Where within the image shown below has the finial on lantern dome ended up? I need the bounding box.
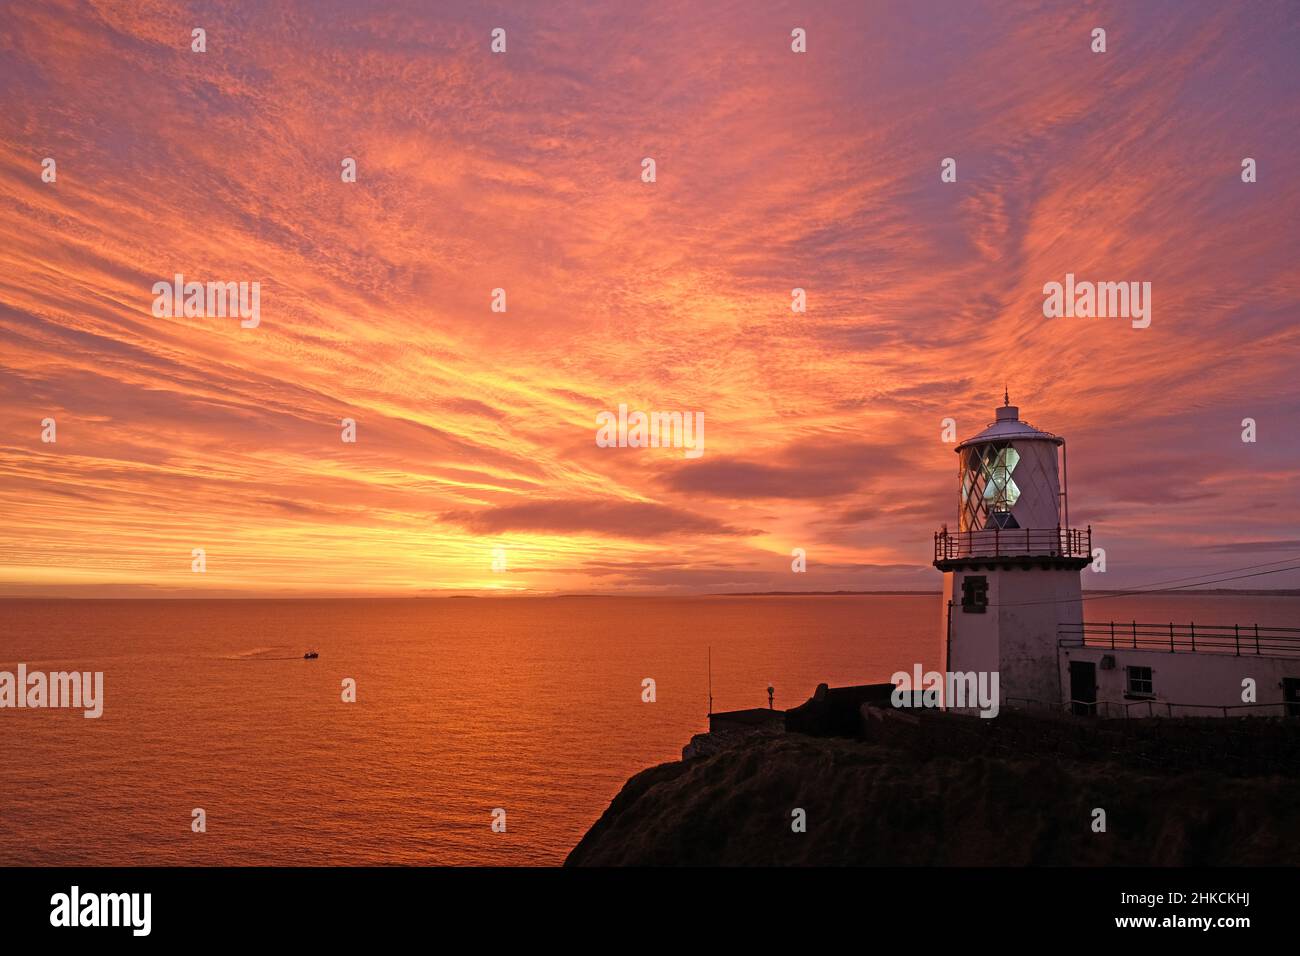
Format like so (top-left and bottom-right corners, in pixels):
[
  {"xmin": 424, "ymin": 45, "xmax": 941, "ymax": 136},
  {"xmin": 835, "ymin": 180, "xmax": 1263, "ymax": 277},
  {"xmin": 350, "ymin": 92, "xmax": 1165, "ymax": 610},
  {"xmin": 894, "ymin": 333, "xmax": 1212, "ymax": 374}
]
[{"xmin": 1004, "ymin": 384, "xmax": 1010, "ymax": 407}]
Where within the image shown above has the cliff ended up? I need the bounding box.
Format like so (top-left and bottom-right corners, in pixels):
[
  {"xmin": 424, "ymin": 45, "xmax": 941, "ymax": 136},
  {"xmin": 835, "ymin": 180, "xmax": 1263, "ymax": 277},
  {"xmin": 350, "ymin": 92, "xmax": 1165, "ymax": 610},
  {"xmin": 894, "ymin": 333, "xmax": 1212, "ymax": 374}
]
[{"xmin": 566, "ymin": 710, "xmax": 1300, "ymax": 866}]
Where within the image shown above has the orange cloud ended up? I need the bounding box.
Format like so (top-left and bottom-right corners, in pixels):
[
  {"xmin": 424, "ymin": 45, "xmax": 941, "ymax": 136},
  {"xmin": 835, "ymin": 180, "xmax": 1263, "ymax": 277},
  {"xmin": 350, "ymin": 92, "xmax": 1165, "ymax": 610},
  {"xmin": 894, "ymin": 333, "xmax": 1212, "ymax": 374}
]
[{"xmin": 1, "ymin": 0, "xmax": 1298, "ymax": 595}]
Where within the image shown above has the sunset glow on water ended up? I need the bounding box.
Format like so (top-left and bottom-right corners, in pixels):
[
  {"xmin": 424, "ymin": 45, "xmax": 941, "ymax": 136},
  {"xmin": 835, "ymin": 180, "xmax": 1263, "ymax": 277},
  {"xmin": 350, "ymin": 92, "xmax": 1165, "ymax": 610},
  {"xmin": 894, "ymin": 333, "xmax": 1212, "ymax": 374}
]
[{"xmin": 1, "ymin": 592, "xmax": 1291, "ymax": 865}]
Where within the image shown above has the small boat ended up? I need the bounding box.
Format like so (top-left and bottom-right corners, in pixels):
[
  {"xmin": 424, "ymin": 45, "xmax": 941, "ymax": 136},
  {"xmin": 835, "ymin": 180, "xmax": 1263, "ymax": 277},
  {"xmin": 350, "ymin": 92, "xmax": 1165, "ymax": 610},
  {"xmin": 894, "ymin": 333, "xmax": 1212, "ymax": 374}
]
[{"xmin": 303, "ymin": 651, "xmax": 319, "ymax": 660}]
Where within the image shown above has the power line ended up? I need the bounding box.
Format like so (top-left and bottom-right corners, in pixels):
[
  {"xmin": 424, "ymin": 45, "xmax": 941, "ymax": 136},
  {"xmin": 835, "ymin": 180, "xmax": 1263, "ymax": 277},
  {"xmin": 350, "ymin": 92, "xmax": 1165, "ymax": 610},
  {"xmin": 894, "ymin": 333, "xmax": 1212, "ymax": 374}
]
[
  {"xmin": 1093, "ymin": 554, "xmax": 1300, "ymax": 591},
  {"xmin": 978, "ymin": 559, "xmax": 1300, "ymax": 608},
  {"xmin": 1149, "ymin": 563, "xmax": 1300, "ymax": 593}
]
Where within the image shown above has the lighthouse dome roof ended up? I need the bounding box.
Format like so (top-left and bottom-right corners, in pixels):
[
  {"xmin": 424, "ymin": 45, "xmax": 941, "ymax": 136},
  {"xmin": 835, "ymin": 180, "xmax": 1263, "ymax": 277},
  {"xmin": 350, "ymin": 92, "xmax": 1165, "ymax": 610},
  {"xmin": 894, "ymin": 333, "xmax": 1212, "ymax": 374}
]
[{"xmin": 955, "ymin": 403, "xmax": 1063, "ymax": 452}]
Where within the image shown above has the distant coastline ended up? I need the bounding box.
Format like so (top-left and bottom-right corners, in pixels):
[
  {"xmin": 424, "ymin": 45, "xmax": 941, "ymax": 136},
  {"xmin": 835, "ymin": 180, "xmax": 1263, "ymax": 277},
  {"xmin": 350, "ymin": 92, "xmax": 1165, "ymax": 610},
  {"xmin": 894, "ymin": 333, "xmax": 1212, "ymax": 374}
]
[
  {"xmin": 2, "ymin": 588, "xmax": 1299, "ymax": 600},
  {"xmin": 702, "ymin": 588, "xmax": 1300, "ymax": 598}
]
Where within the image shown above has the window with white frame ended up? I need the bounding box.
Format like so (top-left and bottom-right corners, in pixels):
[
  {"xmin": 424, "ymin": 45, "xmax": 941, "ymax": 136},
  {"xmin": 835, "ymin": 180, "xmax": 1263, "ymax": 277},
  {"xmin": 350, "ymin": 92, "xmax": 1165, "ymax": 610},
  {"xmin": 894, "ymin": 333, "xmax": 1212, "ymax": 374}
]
[{"xmin": 1126, "ymin": 665, "xmax": 1153, "ymax": 696}]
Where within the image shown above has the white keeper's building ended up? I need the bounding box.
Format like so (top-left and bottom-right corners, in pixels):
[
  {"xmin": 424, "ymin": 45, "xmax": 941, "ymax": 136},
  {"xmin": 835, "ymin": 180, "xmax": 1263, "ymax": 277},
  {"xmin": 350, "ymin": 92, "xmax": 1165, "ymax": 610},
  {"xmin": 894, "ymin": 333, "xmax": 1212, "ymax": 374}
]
[{"xmin": 934, "ymin": 398, "xmax": 1300, "ymax": 718}]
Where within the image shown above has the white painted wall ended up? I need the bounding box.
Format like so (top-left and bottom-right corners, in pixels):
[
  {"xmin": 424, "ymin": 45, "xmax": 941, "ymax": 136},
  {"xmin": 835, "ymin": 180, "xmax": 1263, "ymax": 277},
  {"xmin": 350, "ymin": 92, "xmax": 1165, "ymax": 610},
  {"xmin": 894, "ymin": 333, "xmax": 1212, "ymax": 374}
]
[
  {"xmin": 944, "ymin": 566, "xmax": 1083, "ymax": 705},
  {"xmin": 943, "ymin": 571, "xmax": 999, "ymax": 679},
  {"xmin": 999, "ymin": 568, "xmax": 1082, "ymax": 704},
  {"xmin": 1058, "ymin": 645, "xmax": 1300, "ymax": 717}
]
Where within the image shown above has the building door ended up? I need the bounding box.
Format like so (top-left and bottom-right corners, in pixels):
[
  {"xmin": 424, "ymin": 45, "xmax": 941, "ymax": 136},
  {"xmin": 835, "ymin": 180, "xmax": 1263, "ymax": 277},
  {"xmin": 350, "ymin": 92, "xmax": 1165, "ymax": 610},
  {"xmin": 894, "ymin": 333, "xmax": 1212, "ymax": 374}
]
[
  {"xmin": 1284, "ymin": 678, "xmax": 1300, "ymax": 718},
  {"xmin": 1069, "ymin": 661, "xmax": 1097, "ymax": 716}
]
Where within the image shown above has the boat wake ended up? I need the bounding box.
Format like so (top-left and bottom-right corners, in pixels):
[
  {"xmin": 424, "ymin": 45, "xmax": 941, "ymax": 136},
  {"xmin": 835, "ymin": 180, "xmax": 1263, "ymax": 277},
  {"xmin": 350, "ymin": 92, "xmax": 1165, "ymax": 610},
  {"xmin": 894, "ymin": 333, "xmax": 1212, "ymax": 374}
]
[{"xmin": 225, "ymin": 647, "xmax": 306, "ymax": 662}]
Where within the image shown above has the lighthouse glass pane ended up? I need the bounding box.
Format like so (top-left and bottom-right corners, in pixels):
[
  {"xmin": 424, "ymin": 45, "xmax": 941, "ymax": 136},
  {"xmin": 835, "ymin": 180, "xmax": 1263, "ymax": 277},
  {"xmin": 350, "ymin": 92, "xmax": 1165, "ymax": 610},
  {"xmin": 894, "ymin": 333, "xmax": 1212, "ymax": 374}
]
[
  {"xmin": 960, "ymin": 442, "xmax": 1021, "ymax": 530},
  {"xmin": 983, "ymin": 446, "xmax": 1020, "ymax": 512}
]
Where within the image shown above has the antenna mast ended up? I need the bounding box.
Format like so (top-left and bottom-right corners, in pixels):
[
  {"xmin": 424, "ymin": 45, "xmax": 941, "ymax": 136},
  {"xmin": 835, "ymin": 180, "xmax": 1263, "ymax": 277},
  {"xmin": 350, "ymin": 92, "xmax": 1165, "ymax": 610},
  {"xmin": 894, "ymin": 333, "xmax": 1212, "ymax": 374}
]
[{"xmin": 707, "ymin": 646, "xmax": 713, "ymax": 716}]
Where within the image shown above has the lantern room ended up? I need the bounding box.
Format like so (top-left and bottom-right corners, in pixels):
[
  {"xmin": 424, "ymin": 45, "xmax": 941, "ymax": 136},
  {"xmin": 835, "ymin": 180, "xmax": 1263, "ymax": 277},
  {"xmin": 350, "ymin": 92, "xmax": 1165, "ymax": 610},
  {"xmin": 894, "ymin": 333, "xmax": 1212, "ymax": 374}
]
[{"xmin": 955, "ymin": 399, "xmax": 1065, "ymax": 533}]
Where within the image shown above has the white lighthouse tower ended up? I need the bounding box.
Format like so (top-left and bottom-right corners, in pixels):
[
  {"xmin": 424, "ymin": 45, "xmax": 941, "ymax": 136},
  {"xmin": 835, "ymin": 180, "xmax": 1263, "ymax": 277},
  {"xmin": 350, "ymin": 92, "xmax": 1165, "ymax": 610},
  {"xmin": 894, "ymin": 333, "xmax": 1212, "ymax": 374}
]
[{"xmin": 934, "ymin": 395, "xmax": 1092, "ymax": 709}]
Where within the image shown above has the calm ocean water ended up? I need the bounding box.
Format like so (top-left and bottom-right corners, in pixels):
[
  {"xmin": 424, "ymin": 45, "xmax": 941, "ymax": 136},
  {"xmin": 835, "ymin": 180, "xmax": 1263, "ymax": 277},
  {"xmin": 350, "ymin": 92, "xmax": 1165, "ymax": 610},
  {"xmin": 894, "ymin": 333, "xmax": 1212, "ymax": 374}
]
[{"xmin": 1, "ymin": 593, "xmax": 1296, "ymax": 865}]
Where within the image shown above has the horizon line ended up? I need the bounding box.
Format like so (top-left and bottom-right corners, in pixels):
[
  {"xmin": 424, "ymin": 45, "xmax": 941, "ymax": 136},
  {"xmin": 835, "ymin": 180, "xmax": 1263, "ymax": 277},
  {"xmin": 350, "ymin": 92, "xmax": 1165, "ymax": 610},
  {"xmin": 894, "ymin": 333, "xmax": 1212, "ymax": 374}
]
[{"xmin": 2, "ymin": 587, "xmax": 1298, "ymax": 601}]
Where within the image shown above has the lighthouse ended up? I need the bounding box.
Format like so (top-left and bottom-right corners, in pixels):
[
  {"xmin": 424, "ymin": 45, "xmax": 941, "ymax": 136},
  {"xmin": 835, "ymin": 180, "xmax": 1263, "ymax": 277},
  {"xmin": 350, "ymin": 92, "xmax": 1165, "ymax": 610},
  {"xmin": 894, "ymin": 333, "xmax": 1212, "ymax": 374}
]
[{"xmin": 934, "ymin": 396, "xmax": 1092, "ymax": 709}]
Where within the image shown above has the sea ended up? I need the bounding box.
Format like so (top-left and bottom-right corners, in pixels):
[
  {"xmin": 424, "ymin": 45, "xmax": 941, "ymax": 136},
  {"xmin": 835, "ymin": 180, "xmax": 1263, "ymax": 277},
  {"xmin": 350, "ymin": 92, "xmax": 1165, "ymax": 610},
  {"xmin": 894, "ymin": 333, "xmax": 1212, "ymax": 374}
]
[{"xmin": 1, "ymin": 593, "xmax": 1296, "ymax": 865}]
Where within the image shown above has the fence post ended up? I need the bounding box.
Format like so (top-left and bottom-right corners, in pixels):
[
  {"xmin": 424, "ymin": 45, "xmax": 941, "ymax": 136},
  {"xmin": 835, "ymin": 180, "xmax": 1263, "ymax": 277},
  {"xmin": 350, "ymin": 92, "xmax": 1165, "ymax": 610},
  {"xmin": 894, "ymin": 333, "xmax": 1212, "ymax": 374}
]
[
  {"xmin": 1110, "ymin": 621, "xmax": 1115, "ymax": 650},
  {"xmin": 1132, "ymin": 620, "xmax": 1137, "ymax": 649},
  {"xmin": 1234, "ymin": 624, "xmax": 1240, "ymax": 656},
  {"xmin": 1169, "ymin": 622, "xmax": 1175, "ymax": 653},
  {"xmin": 1255, "ymin": 624, "xmax": 1260, "ymax": 655},
  {"xmin": 1190, "ymin": 621, "xmax": 1195, "ymax": 653}
]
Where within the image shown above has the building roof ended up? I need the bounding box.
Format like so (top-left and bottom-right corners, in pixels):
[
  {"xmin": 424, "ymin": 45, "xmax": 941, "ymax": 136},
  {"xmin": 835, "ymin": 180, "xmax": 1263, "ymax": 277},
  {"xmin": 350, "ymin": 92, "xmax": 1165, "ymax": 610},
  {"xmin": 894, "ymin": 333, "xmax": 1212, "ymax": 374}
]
[
  {"xmin": 708, "ymin": 708, "xmax": 785, "ymax": 727},
  {"xmin": 785, "ymin": 682, "xmax": 898, "ymax": 737},
  {"xmin": 955, "ymin": 403, "xmax": 1063, "ymax": 452}
]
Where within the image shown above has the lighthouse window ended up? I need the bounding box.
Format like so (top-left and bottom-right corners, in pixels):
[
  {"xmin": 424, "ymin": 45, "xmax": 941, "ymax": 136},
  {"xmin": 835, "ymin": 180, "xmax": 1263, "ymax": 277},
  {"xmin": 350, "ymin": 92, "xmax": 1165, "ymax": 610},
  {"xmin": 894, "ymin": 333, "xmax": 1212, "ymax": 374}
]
[
  {"xmin": 982, "ymin": 446, "xmax": 1020, "ymax": 511},
  {"xmin": 960, "ymin": 442, "xmax": 1021, "ymax": 530},
  {"xmin": 960, "ymin": 576, "xmax": 988, "ymax": 613},
  {"xmin": 1126, "ymin": 666, "xmax": 1153, "ymax": 697}
]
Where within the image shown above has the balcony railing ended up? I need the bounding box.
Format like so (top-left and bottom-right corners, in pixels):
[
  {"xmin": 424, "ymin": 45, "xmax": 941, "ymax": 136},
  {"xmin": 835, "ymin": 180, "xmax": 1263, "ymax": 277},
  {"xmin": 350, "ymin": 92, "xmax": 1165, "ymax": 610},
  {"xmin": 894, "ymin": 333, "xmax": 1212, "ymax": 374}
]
[
  {"xmin": 933, "ymin": 525, "xmax": 1091, "ymax": 562},
  {"xmin": 1059, "ymin": 621, "xmax": 1300, "ymax": 657},
  {"xmin": 1006, "ymin": 695, "xmax": 1299, "ymax": 718}
]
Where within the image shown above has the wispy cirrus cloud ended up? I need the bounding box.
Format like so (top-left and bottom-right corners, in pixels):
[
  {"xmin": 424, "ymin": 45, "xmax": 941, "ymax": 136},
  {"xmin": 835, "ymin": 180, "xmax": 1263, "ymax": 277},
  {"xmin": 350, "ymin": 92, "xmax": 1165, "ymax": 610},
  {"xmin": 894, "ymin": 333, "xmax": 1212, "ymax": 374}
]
[
  {"xmin": 1, "ymin": 0, "xmax": 1297, "ymax": 594},
  {"xmin": 442, "ymin": 500, "xmax": 758, "ymax": 539}
]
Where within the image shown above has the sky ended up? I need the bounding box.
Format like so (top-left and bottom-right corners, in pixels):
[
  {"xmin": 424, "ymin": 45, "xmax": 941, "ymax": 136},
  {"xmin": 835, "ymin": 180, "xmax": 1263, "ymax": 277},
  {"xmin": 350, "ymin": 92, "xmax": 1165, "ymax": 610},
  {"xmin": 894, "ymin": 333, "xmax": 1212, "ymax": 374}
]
[{"xmin": 1, "ymin": 0, "xmax": 1298, "ymax": 596}]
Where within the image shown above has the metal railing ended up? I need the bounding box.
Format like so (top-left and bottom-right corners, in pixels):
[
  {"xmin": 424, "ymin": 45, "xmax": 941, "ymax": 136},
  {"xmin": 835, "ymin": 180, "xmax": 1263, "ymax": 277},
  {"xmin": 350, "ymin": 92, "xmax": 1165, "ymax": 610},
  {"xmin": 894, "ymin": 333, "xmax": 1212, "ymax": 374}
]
[
  {"xmin": 934, "ymin": 525, "xmax": 1091, "ymax": 562},
  {"xmin": 1059, "ymin": 621, "xmax": 1300, "ymax": 657},
  {"xmin": 1006, "ymin": 695, "xmax": 1297, "ymax": 719}
]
